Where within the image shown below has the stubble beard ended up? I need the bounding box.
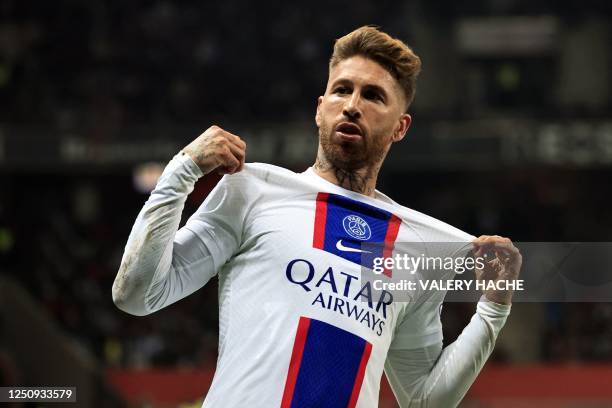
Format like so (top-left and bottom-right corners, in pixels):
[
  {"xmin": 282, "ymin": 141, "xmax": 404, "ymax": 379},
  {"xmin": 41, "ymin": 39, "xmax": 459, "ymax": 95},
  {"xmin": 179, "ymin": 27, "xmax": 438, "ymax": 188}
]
[{"xmin": 314, "ymin": 120, "xmax": 388, "ymax": 196}]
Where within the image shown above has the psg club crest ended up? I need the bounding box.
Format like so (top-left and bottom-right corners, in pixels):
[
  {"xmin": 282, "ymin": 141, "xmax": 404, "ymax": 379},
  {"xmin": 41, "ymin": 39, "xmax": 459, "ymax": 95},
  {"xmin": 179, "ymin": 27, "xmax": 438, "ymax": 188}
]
[
  {"xmin": 342, "ymin": 215, "xmax": 372, "ymax": 240},
  {"xmin": 313, "ymin": 192, "xmax": 401, "ymax": 276}
]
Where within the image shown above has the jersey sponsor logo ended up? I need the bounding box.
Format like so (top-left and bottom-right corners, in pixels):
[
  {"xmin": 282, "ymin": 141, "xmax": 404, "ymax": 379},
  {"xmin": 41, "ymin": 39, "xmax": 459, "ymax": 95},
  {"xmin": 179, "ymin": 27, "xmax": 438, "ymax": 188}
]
[
  {"xmin": 313, "ymin": 192, "xmax": 401, "ymax": 276},
  {"xmin": 285, "ymin": 258, "xmax": 392, "ymax": 336},
  {"xmin": 342, "ymin": 215, "xmax": 372, "ymax": 240},
  {"xmin": 336, "ymin": 239, "xmax": 372, "ymax": 254},
  {"xmin": 281, "ymin": 317, "xmax": 372, "ymax": 408}
]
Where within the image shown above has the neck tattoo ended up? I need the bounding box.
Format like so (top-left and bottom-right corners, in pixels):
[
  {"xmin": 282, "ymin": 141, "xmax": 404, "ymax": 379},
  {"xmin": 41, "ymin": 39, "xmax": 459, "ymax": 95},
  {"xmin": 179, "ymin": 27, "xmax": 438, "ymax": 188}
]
[{"xmin": 314, "ymin": 159, "xmax": 375, "ymax": 196}]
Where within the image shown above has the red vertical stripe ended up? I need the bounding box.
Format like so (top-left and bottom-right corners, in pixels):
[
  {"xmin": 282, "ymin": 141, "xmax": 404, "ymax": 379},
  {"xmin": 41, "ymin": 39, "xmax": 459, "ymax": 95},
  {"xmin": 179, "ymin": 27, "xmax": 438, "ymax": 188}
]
[
  {"xmin": 382, "ymin": 215, "xmax": 401, "ymax": 277},
  {"xmin": 347, "ymin": 342, "xmax": 373, "ymax": 408},
  {"xmin": 281, "ymin": 317, "xmax": 311, "ymax": 408},
  {"xmin": 312, "ymin": 192, "xmax": 329, "ymax": 249}
]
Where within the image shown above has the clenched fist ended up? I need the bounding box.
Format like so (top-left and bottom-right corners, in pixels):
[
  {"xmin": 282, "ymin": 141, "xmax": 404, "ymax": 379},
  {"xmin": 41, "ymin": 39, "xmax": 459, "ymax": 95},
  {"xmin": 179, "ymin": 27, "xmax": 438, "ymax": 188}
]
[
  {"xmin": 182, "ymin": 125, "xmax": 247, "ymax": 175},
  {"xmin": 472, "ymin": 235, "xmax": 522, "ymax": 305}
]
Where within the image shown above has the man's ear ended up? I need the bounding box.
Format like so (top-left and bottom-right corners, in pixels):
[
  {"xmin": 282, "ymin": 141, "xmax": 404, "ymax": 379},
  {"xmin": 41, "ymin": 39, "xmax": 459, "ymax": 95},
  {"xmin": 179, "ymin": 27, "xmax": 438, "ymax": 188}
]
[
  {"xmin": 392, "ymin": 113, "xmax": 412, "ymax": 142},
  {"xmin": 315, "ymin": 96, "xmax": 323, "ymax": 127}
]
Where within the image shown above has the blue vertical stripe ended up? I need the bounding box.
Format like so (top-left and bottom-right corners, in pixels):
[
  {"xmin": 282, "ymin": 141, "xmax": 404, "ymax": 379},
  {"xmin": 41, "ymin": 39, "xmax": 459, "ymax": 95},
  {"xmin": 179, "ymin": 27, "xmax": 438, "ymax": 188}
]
[{"xmin": 290, "ymin": 318, "xmax": 367, "ymax": 408}]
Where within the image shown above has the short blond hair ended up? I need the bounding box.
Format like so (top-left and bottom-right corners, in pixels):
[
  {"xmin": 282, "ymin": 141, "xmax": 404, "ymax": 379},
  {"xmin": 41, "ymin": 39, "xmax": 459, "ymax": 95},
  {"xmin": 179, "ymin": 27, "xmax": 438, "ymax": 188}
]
[{"xmin": 329, "ymin": 26, "xmax": 422, "ymax": 110}]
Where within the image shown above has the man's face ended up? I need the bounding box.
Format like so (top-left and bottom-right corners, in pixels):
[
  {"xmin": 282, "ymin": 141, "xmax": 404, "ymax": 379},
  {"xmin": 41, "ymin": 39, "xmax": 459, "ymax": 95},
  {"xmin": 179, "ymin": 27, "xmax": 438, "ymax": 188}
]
[{"xmin": 316, "ymin": 55, "xmax": 411, "ymax": 171}]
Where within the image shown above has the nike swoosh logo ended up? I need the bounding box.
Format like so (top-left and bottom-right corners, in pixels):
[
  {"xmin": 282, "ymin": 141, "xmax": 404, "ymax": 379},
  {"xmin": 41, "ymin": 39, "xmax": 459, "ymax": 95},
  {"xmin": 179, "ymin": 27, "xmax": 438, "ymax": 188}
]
[{"xmin": 336, "ymin": 240, "xmax": 372, "ymax": 253}]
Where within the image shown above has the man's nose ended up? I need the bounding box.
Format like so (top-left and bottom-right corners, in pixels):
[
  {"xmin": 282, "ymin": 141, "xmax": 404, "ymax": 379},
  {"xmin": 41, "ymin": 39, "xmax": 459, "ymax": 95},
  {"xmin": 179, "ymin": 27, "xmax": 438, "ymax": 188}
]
[{"xmin": 343, "ymin": 93, "xmax": 362, "ymax": 120}]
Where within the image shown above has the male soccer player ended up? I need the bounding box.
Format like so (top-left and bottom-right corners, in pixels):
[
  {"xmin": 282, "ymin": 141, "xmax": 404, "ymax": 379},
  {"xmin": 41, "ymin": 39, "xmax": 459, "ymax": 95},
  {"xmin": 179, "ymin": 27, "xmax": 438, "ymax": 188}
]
[{"xmin": 112, "ymin": 26, "xmax": 521, "ymax": 407}]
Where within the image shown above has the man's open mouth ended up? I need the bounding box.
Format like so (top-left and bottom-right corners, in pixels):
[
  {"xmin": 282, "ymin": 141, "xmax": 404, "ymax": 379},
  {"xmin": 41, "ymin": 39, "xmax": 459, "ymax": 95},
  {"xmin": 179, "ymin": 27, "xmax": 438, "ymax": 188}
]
[{"xmin": 335, "ymin": 122, "xmax": 363, "ymax": 141}]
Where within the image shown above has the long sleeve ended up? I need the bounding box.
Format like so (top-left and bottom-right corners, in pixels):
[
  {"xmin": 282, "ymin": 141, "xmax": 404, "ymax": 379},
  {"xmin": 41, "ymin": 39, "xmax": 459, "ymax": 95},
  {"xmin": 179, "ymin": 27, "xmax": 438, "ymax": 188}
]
[
  {"xmin": 384, "ymin": 299, "xmax": 511, "ymax": 408},
  {"xmin": 112, "ymin": 152, "xmax": 244, "ymax": 316}
]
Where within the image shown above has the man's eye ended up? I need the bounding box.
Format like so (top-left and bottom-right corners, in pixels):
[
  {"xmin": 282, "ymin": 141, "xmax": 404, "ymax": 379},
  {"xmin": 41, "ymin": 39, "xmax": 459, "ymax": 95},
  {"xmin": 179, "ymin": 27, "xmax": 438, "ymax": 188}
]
[
  {"xmin": 364, "ymin": 91, "xmax": 382, "ymax": 101},
  {"xmin": 334, "ymin": 87, "xmax": 349, "ymax": 94}
]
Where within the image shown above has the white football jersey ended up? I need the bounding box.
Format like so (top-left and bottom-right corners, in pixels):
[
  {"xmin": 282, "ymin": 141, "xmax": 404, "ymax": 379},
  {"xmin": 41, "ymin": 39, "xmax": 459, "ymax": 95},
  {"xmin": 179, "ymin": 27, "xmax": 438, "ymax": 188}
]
[{"xmin": 172, "ymin": 160, "xmax": 475, "ymax": 408}]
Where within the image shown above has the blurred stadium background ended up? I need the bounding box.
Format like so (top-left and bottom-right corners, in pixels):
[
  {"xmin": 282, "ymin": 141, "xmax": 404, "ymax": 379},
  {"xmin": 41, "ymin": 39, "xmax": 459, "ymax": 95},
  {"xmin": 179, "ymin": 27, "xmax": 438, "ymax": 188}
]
[{"xmin": 1, "ymin": 0, "xmax": 612, "ymax": 407}]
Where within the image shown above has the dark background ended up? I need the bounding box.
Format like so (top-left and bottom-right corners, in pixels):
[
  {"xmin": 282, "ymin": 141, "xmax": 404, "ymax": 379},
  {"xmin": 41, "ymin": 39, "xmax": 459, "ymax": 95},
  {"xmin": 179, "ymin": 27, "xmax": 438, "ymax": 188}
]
[{"xmin": 1, "ymin": 0, "xmax": 611, "ymax": 406}]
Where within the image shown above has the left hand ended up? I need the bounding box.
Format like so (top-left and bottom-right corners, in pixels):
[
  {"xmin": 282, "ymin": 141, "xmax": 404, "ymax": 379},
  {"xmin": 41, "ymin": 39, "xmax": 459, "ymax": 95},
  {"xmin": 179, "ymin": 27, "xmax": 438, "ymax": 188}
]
[{"xmin": 472, "ymin": 235, "xmax": 522, "ymax": 305}]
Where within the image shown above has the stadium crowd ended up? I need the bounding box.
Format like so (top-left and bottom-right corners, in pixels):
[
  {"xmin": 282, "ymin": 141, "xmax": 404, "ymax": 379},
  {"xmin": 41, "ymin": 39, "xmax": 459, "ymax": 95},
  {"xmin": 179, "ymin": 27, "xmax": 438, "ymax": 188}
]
[{"xmin": 2, "ymin": 0, "xmax": 611, "ymax": 128}]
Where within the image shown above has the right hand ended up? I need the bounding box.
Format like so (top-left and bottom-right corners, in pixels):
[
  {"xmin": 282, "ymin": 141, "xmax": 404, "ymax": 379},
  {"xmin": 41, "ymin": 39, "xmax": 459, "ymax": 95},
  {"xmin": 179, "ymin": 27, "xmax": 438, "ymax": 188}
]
[{"xmin": 182, "ymin": 125, "xmax": 247, "ymax": 175}]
